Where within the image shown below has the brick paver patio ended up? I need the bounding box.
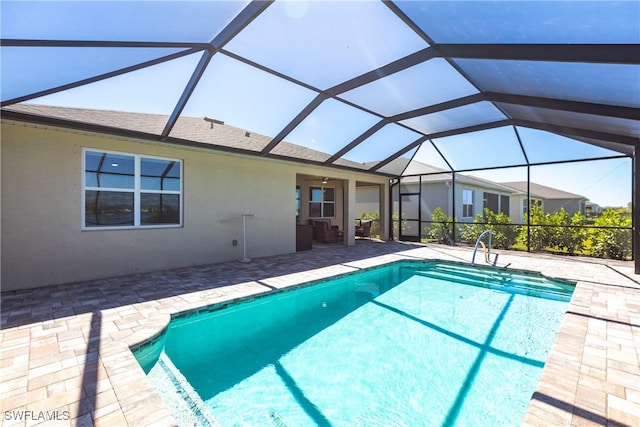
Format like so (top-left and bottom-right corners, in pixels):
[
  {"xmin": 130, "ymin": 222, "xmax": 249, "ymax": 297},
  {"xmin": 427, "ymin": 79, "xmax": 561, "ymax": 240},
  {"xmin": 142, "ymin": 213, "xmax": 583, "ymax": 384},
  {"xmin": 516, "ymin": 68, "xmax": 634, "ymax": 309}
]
[{"xmin": 1, "ymin": 241, "xmax": 639, "ymax": 426}]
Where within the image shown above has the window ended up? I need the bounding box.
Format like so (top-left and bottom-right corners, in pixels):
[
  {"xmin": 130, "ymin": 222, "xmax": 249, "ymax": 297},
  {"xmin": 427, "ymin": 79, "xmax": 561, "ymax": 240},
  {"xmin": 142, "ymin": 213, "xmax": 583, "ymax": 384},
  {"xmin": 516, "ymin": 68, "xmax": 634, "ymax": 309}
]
[
  {"xmin": 462, "ymin": 189, "xmax": 474, "ymax": 218},
  {"xmin": 483, "ymin": 192, "xmax": 510, "ymax": 216},
  {"xmin": 484, "ymin": 192, "xmax": 499, "ymax": 213},
  {"xmin": 500, "ymin": 195, "xmax": 510, "ymax": 215},
  {"xmin": 83, "ymin": 149, "xmax": 182, "ymax": 229},
  {"xmin": 309, "ymin": 186, "xmax": 335, "ymax": 218}
]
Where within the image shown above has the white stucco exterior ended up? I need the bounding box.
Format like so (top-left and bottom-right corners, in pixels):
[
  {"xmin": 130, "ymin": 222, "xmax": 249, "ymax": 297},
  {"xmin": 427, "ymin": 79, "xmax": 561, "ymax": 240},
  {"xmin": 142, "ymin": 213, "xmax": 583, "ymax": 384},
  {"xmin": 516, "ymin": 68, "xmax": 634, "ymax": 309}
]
[{"xmin": 1, "ymin": 121, "xmax": 389, "ymax": 290}]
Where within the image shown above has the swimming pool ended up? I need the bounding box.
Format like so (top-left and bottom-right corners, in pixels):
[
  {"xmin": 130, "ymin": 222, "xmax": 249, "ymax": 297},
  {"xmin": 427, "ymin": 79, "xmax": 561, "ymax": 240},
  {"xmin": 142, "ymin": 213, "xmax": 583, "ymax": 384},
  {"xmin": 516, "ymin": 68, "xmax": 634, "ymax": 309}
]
[{"xmin": 133, "ymin": 260, "xmax": 574, "ymax": 426}]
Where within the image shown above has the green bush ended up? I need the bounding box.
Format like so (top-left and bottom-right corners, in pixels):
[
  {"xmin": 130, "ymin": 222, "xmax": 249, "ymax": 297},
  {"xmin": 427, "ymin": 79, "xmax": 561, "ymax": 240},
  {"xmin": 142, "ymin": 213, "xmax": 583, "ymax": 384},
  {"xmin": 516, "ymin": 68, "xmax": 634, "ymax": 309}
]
[
  {"xmin": 460, "ymin": 208, "xmax": 519, "ymax": 249},
  {"xmin": 426, "ymin": 207, "xmax": 454, "ymax": 244},
  {"xmin": 517, "ymin": 206, "xmax": 589, "ymax": 254},
  {"xmin": 393, "ymin": 204, "xmax": 631, "ymax": 261},
  {"xmin": 588, "ymin": 209, "xmax": 632, "ymax": 260},
  {"xmin": 514, "ymin": 205, "xmax": 634, "ymax": 259},
  {"xmin": 517, "ymin": 205, "xmax": 549, "ymax": 251},
  {"xmin": 547, "ymin": 209, "xmax": 587, "ymax": 254},
  {"xmin": 390, "ymin": 212, "xmax": 410, "ymax": 240}
]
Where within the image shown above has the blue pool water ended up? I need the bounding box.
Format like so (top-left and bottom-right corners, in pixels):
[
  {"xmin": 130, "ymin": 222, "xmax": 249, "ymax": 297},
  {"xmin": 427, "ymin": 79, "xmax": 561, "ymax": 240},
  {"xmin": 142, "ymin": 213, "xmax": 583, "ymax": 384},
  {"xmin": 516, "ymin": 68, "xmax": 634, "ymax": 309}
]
[{"xmin": 134, "ymin": 261, "xmax": 574, "ymax": 426}]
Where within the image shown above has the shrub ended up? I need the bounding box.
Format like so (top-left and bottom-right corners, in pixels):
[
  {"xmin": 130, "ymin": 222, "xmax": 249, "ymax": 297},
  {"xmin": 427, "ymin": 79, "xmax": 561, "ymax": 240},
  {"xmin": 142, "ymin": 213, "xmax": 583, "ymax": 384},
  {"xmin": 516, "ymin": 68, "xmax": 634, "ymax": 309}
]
[
  {"xmin": 517, "ymin": 205, "xmax": 549, "ymax": 251},
  {"xmin": 426, "ymin": 207, "xmax": 454, "ymax": 244},
  {"xmin": 547, "ymin": 209, "xmax": 587, "ymax": 254},
  {"xmin": 391, "ymin": 212, "xmax": 410, "ymax": 240},
  {"xmin": 588, "ymin": 209, "xmax": 632, "ymax": 260},
  {"xmin": 460, "ymin": 208, "xmax": 518, "ymax": 249}
]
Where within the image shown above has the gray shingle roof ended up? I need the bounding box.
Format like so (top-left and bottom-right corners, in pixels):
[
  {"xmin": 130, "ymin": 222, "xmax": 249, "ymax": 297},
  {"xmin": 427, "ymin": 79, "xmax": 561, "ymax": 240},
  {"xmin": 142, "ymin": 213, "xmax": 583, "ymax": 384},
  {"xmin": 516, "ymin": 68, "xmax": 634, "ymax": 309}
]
[
  {"xmin": 3, "ymin": 104, "xmax": 370, "ymax": 171},
  {"xmin": 500, "ymin": 181, "xmax": 586, "ymax": 200}
]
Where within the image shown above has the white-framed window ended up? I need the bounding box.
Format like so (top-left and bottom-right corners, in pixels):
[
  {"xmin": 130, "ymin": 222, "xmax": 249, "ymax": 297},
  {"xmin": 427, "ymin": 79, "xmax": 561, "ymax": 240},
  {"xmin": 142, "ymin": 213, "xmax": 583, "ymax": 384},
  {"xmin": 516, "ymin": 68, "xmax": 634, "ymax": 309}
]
[
  {"xmin": 82, "ymin": 149, "xmax": 182, "ymax": 229},
  {"xmin": 309, "ymin": 186, "xmax": 335, "ymax": 218},
  {"xmin": 462, "ymin": 189, "xmax": 474, "ymax": 218}
]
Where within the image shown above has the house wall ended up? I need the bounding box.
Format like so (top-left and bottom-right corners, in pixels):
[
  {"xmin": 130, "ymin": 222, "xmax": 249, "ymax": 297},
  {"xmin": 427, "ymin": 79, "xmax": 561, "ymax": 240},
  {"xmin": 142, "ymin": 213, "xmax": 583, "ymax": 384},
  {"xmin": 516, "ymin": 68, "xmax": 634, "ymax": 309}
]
[
  {"xmin": 544, "ymin": 199, "xmax": 584, "ymax": 216},
  {"xmin": 454, "ymin": 185, "xmax": 517, "ymax": 223},
  {"xmin": 389, "ymin": 181, "xmax": 451, "ymax": 220},
  {"xmin": 391, "ymin": 181, "xmax": 518, "ymax": 221},
  {"xmin": 355, "ymin": 185, "xmax": 380, "ymax": 218},
  {"xmin": 510, "ymin": 195, "xmax": 526, "ymax": 223},
  {"xmin": 510, "ymin": 195, "xmax": 585, "ymax": 221},
  {"xmin": 421, "ymin": 182, "xmax": 450, "ymax": 220},
  {"xmin": 1, "ymin": 122, "xmax": 387, "ymax": 290}
]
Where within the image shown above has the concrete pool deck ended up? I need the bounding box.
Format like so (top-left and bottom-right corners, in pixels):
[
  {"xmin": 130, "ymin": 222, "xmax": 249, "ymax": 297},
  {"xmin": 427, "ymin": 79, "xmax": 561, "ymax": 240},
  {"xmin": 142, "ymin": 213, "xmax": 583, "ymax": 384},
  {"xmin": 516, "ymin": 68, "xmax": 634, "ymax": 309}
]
[{"xmin": 1, "ymin": 240, "xmax": 639, "ymax": 426}]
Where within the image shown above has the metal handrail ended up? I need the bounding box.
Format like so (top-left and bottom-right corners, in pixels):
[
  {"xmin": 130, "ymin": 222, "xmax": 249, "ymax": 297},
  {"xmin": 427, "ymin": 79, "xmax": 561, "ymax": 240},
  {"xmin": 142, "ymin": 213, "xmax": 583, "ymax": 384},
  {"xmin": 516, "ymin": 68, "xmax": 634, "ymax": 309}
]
[{"xmin": 472, "ymin": 230, "xmax": 495, "ymax": 266}]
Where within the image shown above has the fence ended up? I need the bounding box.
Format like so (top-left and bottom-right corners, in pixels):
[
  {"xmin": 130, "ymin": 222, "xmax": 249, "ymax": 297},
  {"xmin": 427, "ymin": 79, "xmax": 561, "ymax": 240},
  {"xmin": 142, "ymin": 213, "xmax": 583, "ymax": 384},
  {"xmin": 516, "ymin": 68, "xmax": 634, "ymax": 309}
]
[{"xmin": 392, "ymin": 219, "xmax": 633, "ymax": 260}]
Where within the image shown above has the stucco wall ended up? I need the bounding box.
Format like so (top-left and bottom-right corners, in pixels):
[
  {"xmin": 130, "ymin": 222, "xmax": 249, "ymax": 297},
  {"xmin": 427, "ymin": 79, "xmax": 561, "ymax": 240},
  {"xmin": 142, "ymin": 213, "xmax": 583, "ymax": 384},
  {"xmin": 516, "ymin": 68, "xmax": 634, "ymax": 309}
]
[
  {"xmin": 355, "ymin": 185, "xmax": 381, "ymax": 218},
  {"xmin": 544, "ymin": 199, "xmax": 584, "ymax": 216},
  {"xmin": 509, "ymin": 195, "xmax": 524, "ymax": 223},
  {"xmin": 1, "ymin": 122, "xmax": 387, "ymax": 290},
  {"xmin": 420, "ymin": 182, "xmax": 450, "ymax": 220}
]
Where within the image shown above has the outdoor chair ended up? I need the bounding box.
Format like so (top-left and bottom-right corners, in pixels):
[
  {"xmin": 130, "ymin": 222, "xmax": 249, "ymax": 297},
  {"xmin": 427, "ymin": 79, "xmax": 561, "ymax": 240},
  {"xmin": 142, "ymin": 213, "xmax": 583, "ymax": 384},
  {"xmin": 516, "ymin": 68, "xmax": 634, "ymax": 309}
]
[
  {"xmin": 355, "ymin": 219, "xmax": 372, "ymax": 240},
  {"xmin": 310, "ymin": 219, "xmax": 339, "ymax": 243}
]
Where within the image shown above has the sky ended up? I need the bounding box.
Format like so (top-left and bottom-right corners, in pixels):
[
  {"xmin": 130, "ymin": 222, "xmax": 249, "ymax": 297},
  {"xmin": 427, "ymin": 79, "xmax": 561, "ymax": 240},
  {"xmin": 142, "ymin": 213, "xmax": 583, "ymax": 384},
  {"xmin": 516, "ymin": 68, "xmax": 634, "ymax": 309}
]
[
  {"xmin": 1, "ymin": 0, "xmax": 636, "ymax": 208},
  {"xmin": 411, "ymin": 126, "xmax": 633, "ymax": 207},
  {"xmin": 469, "ymin": 158, "xmax": 632, "ymax": 208}
]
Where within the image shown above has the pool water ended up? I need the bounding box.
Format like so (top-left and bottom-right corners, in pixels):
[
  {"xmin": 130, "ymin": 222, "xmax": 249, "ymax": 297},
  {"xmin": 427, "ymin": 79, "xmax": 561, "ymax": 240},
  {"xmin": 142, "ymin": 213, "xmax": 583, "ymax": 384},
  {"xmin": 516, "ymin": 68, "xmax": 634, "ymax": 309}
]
[{"xmin": 135, "ymin": 261, "xmax": 574, "ymax": 426}]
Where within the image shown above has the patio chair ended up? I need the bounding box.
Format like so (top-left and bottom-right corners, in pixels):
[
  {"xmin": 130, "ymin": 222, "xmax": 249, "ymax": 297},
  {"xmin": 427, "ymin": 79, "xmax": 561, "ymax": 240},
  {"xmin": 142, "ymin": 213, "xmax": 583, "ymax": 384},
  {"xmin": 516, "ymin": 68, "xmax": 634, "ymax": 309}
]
[
  {"xmin": 310, "ymin": 219, "xmax": 339, "ymax": 243},
  {"xmin": 355, "ymin": 219, "xmax": 372, "ymax": 240}
]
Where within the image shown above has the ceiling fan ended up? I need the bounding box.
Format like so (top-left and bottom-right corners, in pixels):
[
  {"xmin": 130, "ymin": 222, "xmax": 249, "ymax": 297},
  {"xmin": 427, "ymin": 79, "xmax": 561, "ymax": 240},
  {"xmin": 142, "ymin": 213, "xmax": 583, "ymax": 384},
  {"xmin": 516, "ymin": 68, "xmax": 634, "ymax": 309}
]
[{"xmin": 301, "ymin": 176, "xmax": 337, "ymax": 184}]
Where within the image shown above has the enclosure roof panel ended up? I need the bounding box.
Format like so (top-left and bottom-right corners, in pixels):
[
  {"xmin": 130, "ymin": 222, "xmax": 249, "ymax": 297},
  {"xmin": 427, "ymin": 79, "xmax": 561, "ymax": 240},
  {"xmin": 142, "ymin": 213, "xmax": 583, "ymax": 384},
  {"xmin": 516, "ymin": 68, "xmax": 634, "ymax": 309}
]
[{"xmin": 1, "ymin": 0, "xmax": 637, "ymax": 176}]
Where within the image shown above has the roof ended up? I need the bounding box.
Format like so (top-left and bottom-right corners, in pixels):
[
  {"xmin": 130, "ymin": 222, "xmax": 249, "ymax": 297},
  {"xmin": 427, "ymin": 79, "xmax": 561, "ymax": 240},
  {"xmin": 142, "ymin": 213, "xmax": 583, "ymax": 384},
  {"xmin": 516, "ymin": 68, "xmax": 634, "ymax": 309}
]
[
  {"xmin": 500, "ymin": 181, "xmax": 587, "ymax": 200},
  {"xmin": 3, "ymin": 103, "xmax": 370, "ymax": 171},
  {"xmin": 1, "ymin": 1, "xmax": 637, "ymax": 177}
]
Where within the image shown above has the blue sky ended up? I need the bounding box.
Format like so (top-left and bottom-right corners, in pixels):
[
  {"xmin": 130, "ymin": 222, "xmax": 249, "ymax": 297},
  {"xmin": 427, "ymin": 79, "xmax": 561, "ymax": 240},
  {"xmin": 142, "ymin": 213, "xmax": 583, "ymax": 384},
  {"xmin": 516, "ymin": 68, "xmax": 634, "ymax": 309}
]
[
  {"xmin": 1, "ymin": 0, "xmax": 635, "ymax": 207},
  {"xmin": 470, "ymin": 159, "xmax": 632, "ymax": 208}
]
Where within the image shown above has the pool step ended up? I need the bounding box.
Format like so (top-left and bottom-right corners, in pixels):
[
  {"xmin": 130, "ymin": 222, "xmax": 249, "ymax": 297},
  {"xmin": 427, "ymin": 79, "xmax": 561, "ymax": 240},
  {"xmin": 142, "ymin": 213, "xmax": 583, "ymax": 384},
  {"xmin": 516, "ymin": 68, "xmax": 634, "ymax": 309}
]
[
  {"xmin": 149, "ymin": 353, "xmax": 221, "ymax": 427},
  {"xmin": 412, "ymin": 264, "xmax": 573, "ymax": 300}
]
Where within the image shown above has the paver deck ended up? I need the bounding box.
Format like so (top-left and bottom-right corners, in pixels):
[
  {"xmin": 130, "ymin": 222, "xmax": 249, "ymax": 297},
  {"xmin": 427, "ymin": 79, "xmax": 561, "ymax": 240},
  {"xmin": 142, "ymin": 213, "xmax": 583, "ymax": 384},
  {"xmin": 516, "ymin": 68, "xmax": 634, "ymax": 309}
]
[{"xmin": 1, "ymin": 240, "xmax": 639, "ymax": 426}]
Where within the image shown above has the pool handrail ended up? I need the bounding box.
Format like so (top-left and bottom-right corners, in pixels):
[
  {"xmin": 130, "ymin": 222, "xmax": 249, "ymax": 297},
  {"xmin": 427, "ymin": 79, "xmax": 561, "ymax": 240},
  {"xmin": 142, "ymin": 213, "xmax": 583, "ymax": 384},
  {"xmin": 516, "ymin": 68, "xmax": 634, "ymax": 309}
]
[{"xmin": 472, "ymin": 230, "xmax": 498, "ymax": 266}]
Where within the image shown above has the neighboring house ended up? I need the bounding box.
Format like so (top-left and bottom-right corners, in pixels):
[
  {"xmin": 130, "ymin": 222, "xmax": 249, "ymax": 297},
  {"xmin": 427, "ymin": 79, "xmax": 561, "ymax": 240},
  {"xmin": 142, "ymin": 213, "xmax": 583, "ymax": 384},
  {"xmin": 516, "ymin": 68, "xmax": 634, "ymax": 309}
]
[
  {"xmin": 380, "ymin": 160, "xmax": 517, "ymax": 223},
  {"xmin": 396, "ymin": 172, "xmax": 518, "ymax": 223},
  {"xmin": 356, "ymin": 160, "xmax": 590, "ymax": 240},
  {"xmin": 2, "ymin": 104, "xmax": 390, "ymax": 291},
  {"xmin": 585, "ymin": 201, "xmax": 604, "ymax": 217},
  {"xmin": 360, "ymin": 161, "xmax": 521, "ymax": 240},
  {"xmin": 500, "ymin": 182, "xmax": 588, "ymax": 218}
]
